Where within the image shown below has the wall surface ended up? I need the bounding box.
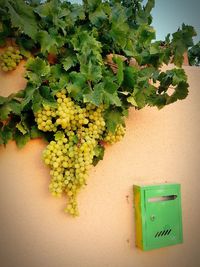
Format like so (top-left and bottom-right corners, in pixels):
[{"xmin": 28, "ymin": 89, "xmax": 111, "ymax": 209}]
[{"xmin": 0, "ymin": 65, "xmax": 200, "ymax": 267}]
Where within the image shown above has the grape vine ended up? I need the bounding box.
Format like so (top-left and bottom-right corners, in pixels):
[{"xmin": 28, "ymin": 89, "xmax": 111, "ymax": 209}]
[{"xmin": 0, "ymin": 0, "xmax": 197, "ymax": 216}]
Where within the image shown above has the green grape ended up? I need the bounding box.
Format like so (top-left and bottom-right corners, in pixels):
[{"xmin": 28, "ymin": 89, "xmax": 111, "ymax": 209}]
[
  {"xmin": 7, "ymin": 46, "xmax": 14, "ymax": 52},
  {"xmin": 37, "ymin": 88, "xmax": 118, "ymax": 216},
  {"xmin": 2, "ymin": 66, "xmax": 8, "ymax": 72},
  {"xmin": 104, "ymin": 124, "xmax": 126, "ymax": 144},
  {"xmin": 0, "ymin": 46, "xmax": 23, "ymax": 72}
]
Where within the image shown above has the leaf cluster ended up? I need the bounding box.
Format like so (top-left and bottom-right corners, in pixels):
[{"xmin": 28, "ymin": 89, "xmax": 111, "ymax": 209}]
[
  {"xmin": 0, "ymin": 0, "xmax": 197, "ymax": 156},
  {"xmin": 188, "ymin": 41, "xmax": 200, "ymax": 66}
]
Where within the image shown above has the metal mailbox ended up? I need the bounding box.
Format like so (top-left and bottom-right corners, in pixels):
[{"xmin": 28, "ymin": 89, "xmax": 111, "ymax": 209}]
[{"xmin": 133, "ymin": 183, "xmax": 183, "ymax": 251}]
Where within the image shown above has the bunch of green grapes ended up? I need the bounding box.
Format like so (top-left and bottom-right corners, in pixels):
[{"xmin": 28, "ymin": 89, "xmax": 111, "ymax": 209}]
[
  {"xmin": 35, "ymin": 104, "xmax": 57, "ymax": 132},
  {"xmin": 36, "ymin": 89, "xmax": 106, "ymax": 216},
  {"xmin": 35, "ymin": 89, "xmax": 106, "ymax": 135},
  {"xmin": 42, "ymin": 133, "xmax": 97, "ymax": 216},
  {"xmin": 0, "ymin": 46, "xmax": 23, "ymax": 72},
  {"xmin": 104, "ymin": 124, "xmax": 126, "ymax": 144},
  {"xmin": 36, "ymin": 88, "xmax": 126, "ymax": 216}
]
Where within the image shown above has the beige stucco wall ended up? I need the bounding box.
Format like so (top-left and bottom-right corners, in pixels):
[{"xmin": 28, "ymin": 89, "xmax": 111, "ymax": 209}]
[{"xmin": 0, "ymin": 64, "xmax": 200, "ymax": 267}]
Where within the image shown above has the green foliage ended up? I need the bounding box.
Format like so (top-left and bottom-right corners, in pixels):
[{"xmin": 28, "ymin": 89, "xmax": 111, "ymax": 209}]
[
  {"xmin": 93, "ymin": 144, "xmax": 105, "ymax": 166},
  {"xmin": 188, "ymin": 41, "xmax": 200, "ymax": 66},
  {"xmin": 14, "ymin": 130, "xmax": 30, "ymax": 148},
  {"xmin": 104, "ymin": 108, "xmax": 124, "ymax": 133},
  {"xmin": 4, "ymin": 0, "xmax": 39, "ymax": 39},
  {"xmin": 171, "ymin": 24, "xmax": 197, "ymax": 67},
  {"xmin": 0, "ymin": 94, "xmax": 22, "ymax": 120},
  {"xmin": 148, "ymin": 68, "xmax": 189, "ymax": 108},
  {"xmin": 0, "ymin": 123, "xmax": 13, "ymax": 145},
  {"xmin": 0, "ymin": 1, "xmax": 196, "ymax": 151}
]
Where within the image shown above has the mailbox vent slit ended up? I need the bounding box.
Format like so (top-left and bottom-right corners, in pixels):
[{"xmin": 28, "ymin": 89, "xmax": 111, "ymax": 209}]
[
  {"xmin": 161, "ymin": 231, "xmax": 166, "ymax": 236},
  {"xmin": 155, "ymin": 229, "xmax": 172, "ymax": 238},
  {"xmin": 155, "ymin": 232, "xmax": 159, "ymax": 238},
  {"xmin": 166, "ymin": 229, "xmax": 171, "ymax": 235}
]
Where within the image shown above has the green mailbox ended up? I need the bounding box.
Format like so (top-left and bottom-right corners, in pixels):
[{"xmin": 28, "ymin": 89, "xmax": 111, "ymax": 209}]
[{"xmin": 133, "ymin": 183, "xmax": 183, "ymax": 251}]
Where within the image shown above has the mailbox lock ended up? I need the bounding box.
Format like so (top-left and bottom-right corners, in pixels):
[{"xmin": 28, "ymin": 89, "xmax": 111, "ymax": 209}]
[{"xmin": 150, "ymin": 215, "xmax": 156, "ymax": 221}]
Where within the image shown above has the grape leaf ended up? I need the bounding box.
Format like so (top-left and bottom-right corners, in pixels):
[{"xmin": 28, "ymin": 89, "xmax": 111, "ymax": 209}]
[
  {"xmin": 21, "ymin": 84, "xmax": 36, "ymax": 108},
  {"xmin": 83, "ymin": 0, "xmax": 102, "ymax": 12},
  {"xmin": 0, "ymin": 124, "xmax": 13, "ymax": 145},
  {"xmin": 103, "ymin": 91, "xmax": 121, "ymax": 107},
  {"xmin": 84, "ymin": 81, "xmax": 121, "ymax": 107},
  {"xmin": 136, "ymin": 24, "xmax": 156, "ymax": 47},
  {"xmin": 14, "ymin": 130, "xmax": 30, "ymax": 148},
  {"xmin": 109, "ymin": 4, "xmax": 129, "ymax": 49},
  {"xmin": 67, "ymin": 71, "xmax": 87, "ymax": 100},
  {"xmin": 26, "ymin": 57, "xmax": 50, "ymax": 77},
  {"xmin": 0, "ymin": 104, "xmax": 12, "ymax": 120},
  {"xmin": 62, "ymin": 57, "xmax": 76, "ymax": 72},
  {"xmin": 188, "ymin": 41, "xmax": 200, "ymax": 66},
  {"xmin": 36, "ymin": 31, "xmax": 58, "ymax": 53},
  {"xmin": 84, "ymin": 84, "xmax": 103, "ymax": 106},
  {"xmin": 49, "ymin": 65, "xmax": 69, "ymax": 92},
  {"xmin": 5, "ymin": 0, "xmax": 38, "ymax": 39},
  {"xmin": 71, "ymin": 31, "xmax": 103, "ymax": 82},
  {"xmin": 123, "ymin": 66, "xmax": 139, "ymax": 90},
  {"xmin": 136, "ymin": 0, "xmax": 155, "ymax": 25},
  {"xmin": 171, "ymin": 24, "xmax": 196, "ymax": 67},
  {"xmin": 148, "ymin": 68, "xmax": 189, "ymax": 108},
  {"xmin": 104, "ymin": 109, "xmax": 124, "ymax": 133},
  {"xmin": 89, "ymin": 5, "xmax": 107, "ymax": 27},
  {"xmin": 8, "ymin": 100, "xmax": 22, "ymax": 116},
  {"xmin": 50, "ymin": 64, "xmax": 63, "ymax": 78},
  {"xmin": 50, "ymin": 77, "xmax": 69, "ymax": 93},
  {"xmin": 93, "ymin": 144, "xmax": 105, "ymax": 166},
  {"xmin": 149, "ymin": 42, "xmax": 161, "ymax": 55},
  {"xmin": 171, "ymin": 68, "xmax": 187, "ymax": 84},
  {"xmin": 127, "ymin": 96, "xmax": 138, "ymax": 107},
  {"xmin": 30, "ymin": 125, "xmax": 43, "ymax": 139},
  {"xmin": 80, "ymin": 59, "xmax": 102, "ymax": 83},
  {"xmin": 25, "ymin": 58, "xmax": 50, "ymax": 88},
  {"xmin": 132, "ymin": 83, "xmax": 156, "ymax": 109},
  {"xmin": 34, "ymin": 0, "xmax": 73, "ymax": 35},
  {"xmin": 67, "ymin": 83, "xmax": 83, "ymax": 101},
  {"xmin": 33, "ymin": 0, "xmax": 53, "ymax": 17},
  {"xmin": 71, "ymin": 4, "xmax": 85, "ymax": 21},
  {"xmin": 39, "ymin": 86, "xmax": 57, "ymax": 107},
  {"xmin": 0, "ymin": 96, "xmax": 7, "ymax": 105},
  {"xmin": 166, "ymin": 82, "xmax": 189, "ymax": 105},
  {"xmin": 32, "ymin": 90, "xmax": 43, "ymax": 113},
  {"xmin": 144, "ymin": 0, "xmax": 155, "ymax": 15},
  {"xmin": 113, "ymin": 56, "xmax": 124, "ymax": 85},
  {"xmin": 0, "ymin": 100, "xmax": 21, "ymax": 120}
]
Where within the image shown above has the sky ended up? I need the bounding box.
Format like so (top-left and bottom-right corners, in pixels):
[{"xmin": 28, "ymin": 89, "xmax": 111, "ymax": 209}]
[
  {"xmin": 150, "ymin": 0, "xmax": 200, "ymax": 42},
  {"xmin": 70, "ymin": 0, "xmax": 200, "ymax": 43}
]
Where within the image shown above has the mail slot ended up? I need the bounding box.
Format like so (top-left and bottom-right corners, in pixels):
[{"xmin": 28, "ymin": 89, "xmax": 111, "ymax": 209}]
[{"xmin": 133, "ymin": 183, "xmax": 183, "ymax": 251}]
